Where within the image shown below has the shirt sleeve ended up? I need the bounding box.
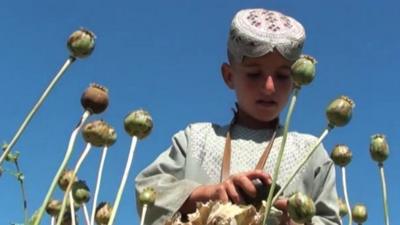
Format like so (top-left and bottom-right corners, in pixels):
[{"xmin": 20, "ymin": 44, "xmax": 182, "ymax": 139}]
[
  {"xmin": 135, "ymin": 126, "xmax": 202, "ymax": 225},
  {"xmin": 310, "ymin": 146, "xmax": 341, "ymax": 225}
]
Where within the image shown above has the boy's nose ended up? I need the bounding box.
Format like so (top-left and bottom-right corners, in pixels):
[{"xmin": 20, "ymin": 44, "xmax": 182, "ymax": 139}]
[{"xmin": 263, "ymin": 75, "xmax": 276, "ymax": 95}]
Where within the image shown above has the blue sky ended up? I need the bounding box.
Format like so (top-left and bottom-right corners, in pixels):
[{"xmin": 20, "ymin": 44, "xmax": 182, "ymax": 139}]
[{"xmin": 0, "ymin": 1, "xmax": 399, "ymax": 225}]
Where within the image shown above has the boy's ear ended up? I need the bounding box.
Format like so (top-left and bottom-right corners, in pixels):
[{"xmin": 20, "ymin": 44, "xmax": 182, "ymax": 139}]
[{"xmin": 221, "ymin": 63, "xmax": 234, "ymax": 89}]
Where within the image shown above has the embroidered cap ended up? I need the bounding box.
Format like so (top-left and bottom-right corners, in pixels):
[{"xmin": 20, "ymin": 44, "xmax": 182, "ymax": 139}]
[{"xmin": 228, "ymin": 8, "xmax": 306, "ymax": 62}]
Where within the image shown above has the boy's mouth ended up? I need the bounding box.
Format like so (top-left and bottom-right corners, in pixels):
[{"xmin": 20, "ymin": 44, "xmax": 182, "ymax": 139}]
[{"xmin": 256, "ymin": 99, "xmax": 277, "ymax": 107}]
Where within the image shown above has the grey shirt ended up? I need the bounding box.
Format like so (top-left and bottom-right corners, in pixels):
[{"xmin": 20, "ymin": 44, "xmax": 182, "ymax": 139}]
[{"xmin": 135, "ymin": 123, "xmax": 341, "ymax": 225}]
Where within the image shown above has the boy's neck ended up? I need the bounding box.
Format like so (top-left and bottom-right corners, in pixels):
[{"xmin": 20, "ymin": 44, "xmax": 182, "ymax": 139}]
[{"xmin": 235, "ymin": 108, "xmax": 279, "ymax": 130}]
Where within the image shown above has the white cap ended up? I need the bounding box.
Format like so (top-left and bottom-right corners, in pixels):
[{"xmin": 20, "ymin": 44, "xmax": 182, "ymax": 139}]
[{"xmin": 228, "ymin": 8, "xmax": 306, "ymax": 62}]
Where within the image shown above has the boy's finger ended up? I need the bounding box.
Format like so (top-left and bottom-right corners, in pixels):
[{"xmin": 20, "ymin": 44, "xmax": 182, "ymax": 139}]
[
  {"xmin": 214, "ymin": 184, "xmax": 229, "ymax": 203},
  {"xmin": 225, "ymin": 180, "xmax": 243, "ymax": 204},
  {"xmin": 232, "ymin": 175, "xmax": 257, "ymax": 198},
  {"xmin": 274, "ymin": 197, "xmax": 288, "ymax": 211},
  {"xmin": 246, "ymin": 170, "xmax": 272, "ymax": 186}
]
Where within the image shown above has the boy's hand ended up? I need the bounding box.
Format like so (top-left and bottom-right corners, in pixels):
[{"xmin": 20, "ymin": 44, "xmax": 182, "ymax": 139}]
[
  {"xmin": 179, "ymin": 170, "xmax": 272, "ymax": 214},
  {"xmin": 274, "ymin": 197, "xmax": 304, "ymax": 225}
]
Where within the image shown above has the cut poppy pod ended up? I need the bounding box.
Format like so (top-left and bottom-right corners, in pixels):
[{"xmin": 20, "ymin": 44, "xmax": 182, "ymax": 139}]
[
  {"xmin": 369, "ymin": 134, "xmax": 389, "ymax": 163},
  {"xmin": 338, "ymin": 198, "xmax": 348, "ymax": 218},
  {"xmin": 72, "ymin": 180, "xmax": 91, "ymax": 204},
  {"xmin": 67, "ymin": 28, "xmax": 96, "ymax": 58},
  {"xmin": 58, "ymin": 169, "xmax": 77, "ymax": 191},
  {"xmin": 124, "ymin": 109, "xmax": 153, "ymax": 139},
  {"xmin": 352, "ymin": 203, "xmax": 368, "ymax": 224},
  {"xmin": 82, "ymin": 120, "xmax": 117, "ymax": 147},
  {"xmin": 330, "ymin": 144, "xmax": 352, "ymax": 167},
  {"xmin": 81, "ymin": 83, "xmax": 109, "ymax": 114},
  {"xmin": 326, "ymin": 96, "xmax": 355, "ymax": 127},
  {"xmin": 45, "ymin": 199, "xmax": 62, "ymax": 216},
  {"xmin": 287, "ymin": 192, "xmax": 316, "ymax": 224},
  {"xmin": 139, "ymin": 187, "xmax": 157, "ymax": 206},
  {"xmin": 95, "ymin": 202, "xmax": 112, "ymax": 225},
  {"xmin": 291, "ymin": 55, "xmax": 317, "ymax": 87}
]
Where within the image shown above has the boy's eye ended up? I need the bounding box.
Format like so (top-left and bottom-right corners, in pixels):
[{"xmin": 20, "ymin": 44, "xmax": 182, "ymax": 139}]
[
  {"xmin": 276, "ymin": 73, "xmax": 290, "ymax": 81},
  {"xmin": 246, "ymin": 73, "xmax": 262, "ymax": 80}
]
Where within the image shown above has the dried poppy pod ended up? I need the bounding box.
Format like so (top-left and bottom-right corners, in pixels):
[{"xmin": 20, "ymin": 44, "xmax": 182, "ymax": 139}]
[
  {"xmin": 338, "ymin": 198, "xmax": 348, "ymax": 218},
  {"xmin": 81, "ymin": 83, "xmax": 109, "ymax": 114},
  {"xmin": 291, "ymin": 55, "xmax": 317, "ymax": 87},
  {"xmin": 72, "ymin": 180, "xmax": 91, "ymax": 204},
  {"xmin": 326, "ymin": 96, "xmax": 355, "ymax": 127},
  {"xmin": 45, "ymin": 199, "xmax": 62, "ymax": 217},
  {"xmin": 330, "ymin": 144, "xmax": 352, "ymax": 167},
  {"xmin": 124, "ymin": 109, "xmax": 153, "ymax": 139},
  {"xmin": 369, "ymin": 134, "xmax": 389, "ymax": 163},
  {"xmin": 352, "ymin": 203, "xmax": 368, "ymax": 224},
  {"xmin": 58, "ymin": 212, "xmax": 79, "ymax": 225},
  {"xmin": 287, "ymin": 192, "xmax": 316, "ymax": 224},
  {"xmin": 82, "ymin": 120, "xmax": 117, "ymax": 147},
  {"xmin": 139, "ymin": 187, "xmax": 157, "ymax": 206},
  {"xmin": 95, "ymin": 202, "xmax": 112, "ymax": 225},
  {"xmin": 67, "ymin": 28, "xmax": 95, "ymax": 58},
  {"xmin": 58, "ymin": 169, "xmax": 77, "ymax": 191}
]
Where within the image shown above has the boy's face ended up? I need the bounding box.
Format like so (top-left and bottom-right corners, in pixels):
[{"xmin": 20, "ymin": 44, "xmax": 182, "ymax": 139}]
[{"xmin": 222, "ymin": 50, "xmax": 293, "ymax": 124}]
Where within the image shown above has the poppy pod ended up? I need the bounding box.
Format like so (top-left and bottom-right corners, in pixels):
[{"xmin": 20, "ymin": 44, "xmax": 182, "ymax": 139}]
[
  {"xmin": 369, "ymin": 134, "xmax": 389, "ymax": 163},
  {"xmin": 67, "ymin": 28, "xmax": 96, "ymax": 58},
  {"xmin": 330, "ymin": 144, "xmax": 352, "ymax": 167},
  {"xmin": 45, "ymin": 199, "xmax": 62, "ymax": 216},
  {"xmin": 124, "ymin": 109, "xmax": 153, "ymax": 139},
  {"xmin": 139, "ymin": 187, "xmax": 157, "ymax": 206},
  {"xmin": 352, "ymin": 203, "xmax": 368, "ymax": 224},
  {"xmin": 82, "ymin": 120, "xmax": 117, "ymax": 147},
  {"xmin": 58, "ymin": 169, "xmax": 77, "ymax": 191},
  {"xmin": 287, "ymin": 192, "xmax": 316, "ymax": 224},
  {"xmin": 72, "ymin": 180, "xmax": 91, "ymax": 204},
  {"xmin": 95, "ymin": 202, "xmax": 112, "ymax": 225},
  {"xmin": 81, "ymin": 83, "xmax": 109, "ymax": 114},
  {"xmin": 338, "ymin": 198, "xmax": 348, "ymax": 218},
  {"xmin": 326, "ymin": 96, "xmax": 355, "ymax": 127},
  {"xmin": 291, "ymin": 55, "xmax": 317, "ymax": 87}
]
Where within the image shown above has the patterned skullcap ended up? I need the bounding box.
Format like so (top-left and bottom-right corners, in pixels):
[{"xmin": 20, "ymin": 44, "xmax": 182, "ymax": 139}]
[{"xmin": 228, "ymin": 8, "xmax": 306, "ymax": 62}]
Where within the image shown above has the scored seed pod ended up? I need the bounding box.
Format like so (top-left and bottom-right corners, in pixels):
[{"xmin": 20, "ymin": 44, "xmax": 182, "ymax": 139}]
[
  {"xmin": 124, "ymin": 109, "xmax": 153, "ymax": 139},
  {"xmin": 291, "ymin": 55, "xmax": 317, "ymax": 87},
  {"xmin": 67, "ymin": 28, "xmax": 96, "ymax": 58},
  {"xmin": 139, "ymin": 187, "xmax": 157, "ymax": 206},
  {"xmin": 72, "ymin": 180, "xmax": 91, "ymax": 204},
  {"xmin": 81, "ymin": 83, "xmax": 109, "ymax": 114},
  {"xmin": 330, "ymin": 144, "xmax": 352, "ymax": 167},
  {"xmin": 58, "ymin": 169, "xmax": 77, "ymax": 191},
  {"xmin": 95, "ymin": 202, "xmax": 112, "ymax": 225},
  {"xmin": 326, "ymin": 96, "xmax": 355, "ymax": 127},
  {"xmin": 369, "ymin": 134, "xmax": 389, "ymax": 163},
  {"xmin": 338, "ymin": 198, "xmax": 348, "ymax": 218},
  {"xmin": 287, "ymin": 192, "xmax": 316, "ymax": 224},
  {"xmin": 82, "ymin": 120, "xmax": 117, "ymax": 147},
  {"xmin": 46, "ymin": 199, "xmax": 62, "ymax": 217},
  {"xmin": 352, "ymin": 203, "xmax": 368, "ymax": 224}
]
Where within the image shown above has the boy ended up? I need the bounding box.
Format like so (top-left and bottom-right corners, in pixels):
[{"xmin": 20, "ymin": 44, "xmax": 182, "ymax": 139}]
[{"xmin": 136, "ymin": 8, "xmax": 340, "ymax": 225}]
